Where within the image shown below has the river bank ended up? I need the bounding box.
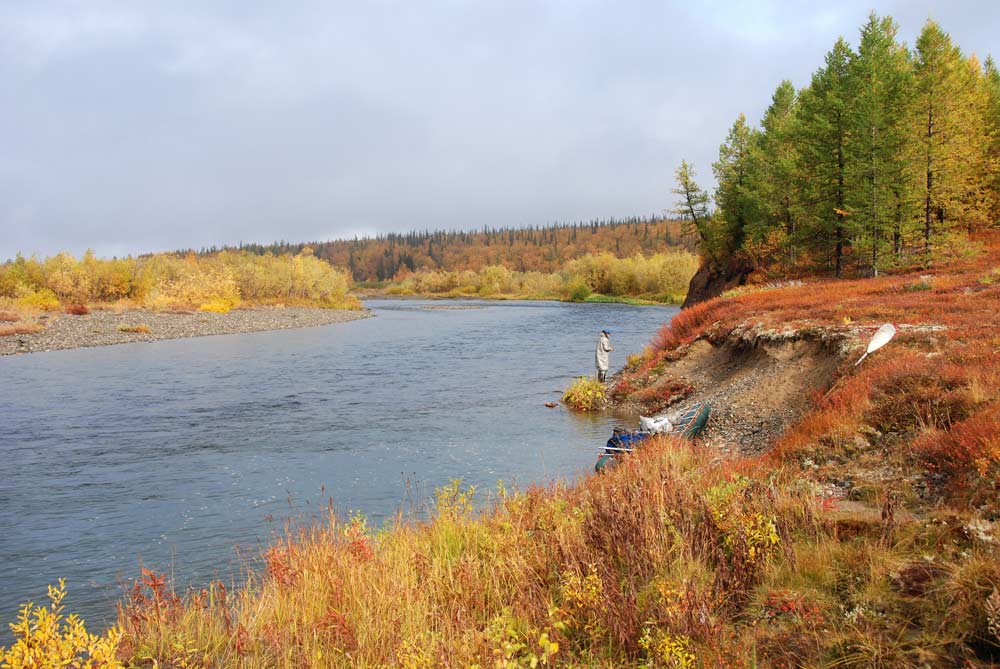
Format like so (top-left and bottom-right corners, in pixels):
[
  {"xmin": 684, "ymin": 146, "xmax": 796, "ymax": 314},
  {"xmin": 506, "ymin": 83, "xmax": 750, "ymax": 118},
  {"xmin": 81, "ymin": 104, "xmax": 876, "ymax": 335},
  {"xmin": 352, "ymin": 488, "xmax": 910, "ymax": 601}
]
[
  {"xmin": 356, "ymin": 289, "xmax": 674, "ymax": 306},
  {"xmin": 108, "ymin": 243, "xmax": 1000, "ymax": 667},
  {"xmin": 0, "ymin": 306, "xmax": 370, "ymax": 356}
]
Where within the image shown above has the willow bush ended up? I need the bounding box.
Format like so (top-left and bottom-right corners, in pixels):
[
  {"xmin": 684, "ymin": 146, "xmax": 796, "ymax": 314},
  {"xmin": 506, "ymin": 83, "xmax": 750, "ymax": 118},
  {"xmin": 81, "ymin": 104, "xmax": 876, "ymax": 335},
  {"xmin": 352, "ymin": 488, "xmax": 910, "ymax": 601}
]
[{"xmin": 0, "ymin": 249, "xmax": 360, "ymax": 312}]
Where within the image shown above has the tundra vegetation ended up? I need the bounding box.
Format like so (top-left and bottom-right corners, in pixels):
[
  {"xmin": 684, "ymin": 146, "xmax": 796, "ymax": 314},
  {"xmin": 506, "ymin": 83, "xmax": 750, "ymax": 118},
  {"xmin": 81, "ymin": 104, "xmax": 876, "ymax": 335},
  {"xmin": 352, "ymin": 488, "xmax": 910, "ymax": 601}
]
[{"xmin": 0, "ymin": 249, "xmax": 360, "ymax": 335}]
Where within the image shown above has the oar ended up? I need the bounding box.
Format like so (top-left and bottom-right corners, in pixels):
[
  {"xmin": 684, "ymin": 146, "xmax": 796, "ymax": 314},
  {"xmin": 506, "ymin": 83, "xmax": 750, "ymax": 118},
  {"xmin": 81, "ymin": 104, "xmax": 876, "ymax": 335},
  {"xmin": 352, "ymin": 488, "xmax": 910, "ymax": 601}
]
[{"xmin": 855, "ymin": 323, "xmax": 897, "ymax": 366}]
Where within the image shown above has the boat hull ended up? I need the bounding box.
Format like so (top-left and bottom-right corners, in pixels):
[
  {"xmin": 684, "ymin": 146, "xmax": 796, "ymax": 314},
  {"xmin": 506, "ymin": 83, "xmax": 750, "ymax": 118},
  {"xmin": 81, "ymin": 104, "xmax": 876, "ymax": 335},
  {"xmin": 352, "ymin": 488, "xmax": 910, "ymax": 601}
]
[{"xmin": 595, "ymin": 402, "xmax": 710, "ymax": 472}]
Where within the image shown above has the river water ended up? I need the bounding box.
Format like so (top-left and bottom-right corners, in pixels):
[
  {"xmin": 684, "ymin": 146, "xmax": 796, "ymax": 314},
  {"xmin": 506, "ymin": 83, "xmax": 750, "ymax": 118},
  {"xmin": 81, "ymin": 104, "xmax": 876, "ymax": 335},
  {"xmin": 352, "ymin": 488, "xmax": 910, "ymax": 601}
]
[{"xmin": 0, "ymin": 299, "xmax": 675, "ymax": 634}]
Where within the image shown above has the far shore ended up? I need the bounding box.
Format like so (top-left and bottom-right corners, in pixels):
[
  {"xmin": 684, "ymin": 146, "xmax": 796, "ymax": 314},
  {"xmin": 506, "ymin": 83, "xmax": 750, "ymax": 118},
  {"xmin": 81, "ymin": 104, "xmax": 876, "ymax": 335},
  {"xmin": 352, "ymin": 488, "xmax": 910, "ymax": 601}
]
[
  {"xmin": 357, "ymin": 290, "xmax": 679, "ymax": 306},
  {"xmin": 0, "ymin": 306, "xmax": 370, "ymax": 356}
]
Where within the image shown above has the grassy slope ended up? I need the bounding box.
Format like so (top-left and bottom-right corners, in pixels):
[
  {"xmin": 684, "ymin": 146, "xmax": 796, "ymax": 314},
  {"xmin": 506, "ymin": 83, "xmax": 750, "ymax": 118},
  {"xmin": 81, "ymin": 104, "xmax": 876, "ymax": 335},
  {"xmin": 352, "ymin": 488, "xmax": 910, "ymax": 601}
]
[{"xmin": 108, "ymin": 236, "xmax": 1000, "ymax": 666}]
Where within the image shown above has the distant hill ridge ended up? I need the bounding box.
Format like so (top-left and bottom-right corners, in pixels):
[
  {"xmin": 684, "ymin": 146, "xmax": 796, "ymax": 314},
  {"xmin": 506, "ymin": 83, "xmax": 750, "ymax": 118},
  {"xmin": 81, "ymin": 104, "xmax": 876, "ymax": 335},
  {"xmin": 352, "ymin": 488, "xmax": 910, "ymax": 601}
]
[{"xmin": 189, "ymin": 217, "xmax": 694, "ymax": 282}]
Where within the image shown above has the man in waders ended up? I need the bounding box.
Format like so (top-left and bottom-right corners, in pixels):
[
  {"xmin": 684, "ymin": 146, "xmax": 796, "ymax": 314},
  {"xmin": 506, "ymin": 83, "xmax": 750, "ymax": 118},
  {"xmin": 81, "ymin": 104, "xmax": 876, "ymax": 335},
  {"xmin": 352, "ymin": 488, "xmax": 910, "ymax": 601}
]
[{"xmin": 595, "ymin": 329, "xmax": 613, "ymax": 382}]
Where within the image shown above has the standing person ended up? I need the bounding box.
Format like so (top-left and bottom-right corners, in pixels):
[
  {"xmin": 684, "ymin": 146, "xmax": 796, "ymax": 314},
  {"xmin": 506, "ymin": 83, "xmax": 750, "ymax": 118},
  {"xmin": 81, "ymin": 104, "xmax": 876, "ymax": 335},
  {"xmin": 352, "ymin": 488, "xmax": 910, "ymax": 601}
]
[{"xmin": 595, "ymin": 329, "xmax": 614, "ymax": 382}]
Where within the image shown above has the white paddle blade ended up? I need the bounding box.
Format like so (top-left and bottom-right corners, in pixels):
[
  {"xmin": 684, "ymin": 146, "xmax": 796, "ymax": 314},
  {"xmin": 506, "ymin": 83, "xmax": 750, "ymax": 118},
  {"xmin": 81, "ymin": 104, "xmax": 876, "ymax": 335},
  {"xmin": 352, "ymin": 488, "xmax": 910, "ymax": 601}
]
[{"xmin": 856, "ymin": 323, "xmax": 896, "ymax": 365}]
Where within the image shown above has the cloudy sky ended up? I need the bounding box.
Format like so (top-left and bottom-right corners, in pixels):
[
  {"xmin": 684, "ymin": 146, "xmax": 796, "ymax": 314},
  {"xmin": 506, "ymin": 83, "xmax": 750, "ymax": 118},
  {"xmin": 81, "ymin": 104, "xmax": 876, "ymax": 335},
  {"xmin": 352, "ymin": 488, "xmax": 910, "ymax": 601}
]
[{"xmin": 2, "ymin": 1, "xmax": 998, "ymax": 260}]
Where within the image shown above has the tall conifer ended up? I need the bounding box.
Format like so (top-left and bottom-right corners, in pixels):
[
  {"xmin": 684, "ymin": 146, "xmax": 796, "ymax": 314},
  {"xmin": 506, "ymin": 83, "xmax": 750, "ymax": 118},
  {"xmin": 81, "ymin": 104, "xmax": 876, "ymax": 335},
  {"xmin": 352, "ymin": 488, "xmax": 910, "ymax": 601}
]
[
  {"xmin": 671, "ymin": 161, "xmax": 713, "ymax": 249},
  {"xmin": 984, "ymin": 57, "xmax": 1000, "ymax": 226},
  {"xmin": 712, "ymin": 114, "xmax": 760, "ymax": 257},
  {"xmin": 846, "ymin": 13, "xmax": 913, "ymax": 275},
  {"xmin": 913, "ymin": 21, "xmax": 989, "ymax": 258},
  {"xmin": 795, "ymin": 38, "xmax": 854, "ymax": 276}
]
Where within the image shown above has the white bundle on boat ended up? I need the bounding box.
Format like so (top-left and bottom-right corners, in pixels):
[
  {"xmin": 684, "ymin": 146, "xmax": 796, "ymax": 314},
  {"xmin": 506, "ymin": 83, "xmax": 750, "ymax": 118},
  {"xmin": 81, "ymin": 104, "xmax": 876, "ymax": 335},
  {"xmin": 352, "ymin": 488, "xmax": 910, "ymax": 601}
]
[{"xmin": 639, "ymin": 414, "xmax": 674, "ymax": 434}]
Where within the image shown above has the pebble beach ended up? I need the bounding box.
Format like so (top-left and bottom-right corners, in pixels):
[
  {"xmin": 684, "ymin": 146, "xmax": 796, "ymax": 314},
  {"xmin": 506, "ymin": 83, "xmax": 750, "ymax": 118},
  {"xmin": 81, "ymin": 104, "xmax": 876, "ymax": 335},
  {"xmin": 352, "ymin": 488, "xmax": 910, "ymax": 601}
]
[{"xmin": 0, "ymin": 307, "xmax": 370, "ymax": 356}]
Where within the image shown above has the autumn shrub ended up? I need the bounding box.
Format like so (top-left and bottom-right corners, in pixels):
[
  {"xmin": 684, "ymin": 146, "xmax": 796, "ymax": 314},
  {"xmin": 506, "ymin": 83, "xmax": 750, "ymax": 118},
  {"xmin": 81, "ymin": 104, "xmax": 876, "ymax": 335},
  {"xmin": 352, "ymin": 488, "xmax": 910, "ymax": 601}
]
[
  {"xmin": 0, "ymin": 249, "xmax": 360, "ymax": 311},
  {"xmin": 197, "ymin": 298, "xmax": 235, "ymax": 314},
  {"xmin": 562, "ymin": 376, "xmax": 607, "ymax": 411},
  {"xmin": 118, "ymin": 324, "xmax": 151, "ymax": 334},
  {"xmin": 562, "ymin": 251, "xmax": 699, "ymax": 299},
  {"xmin": 0, "ymin": 323, "xmax": 43, "ymax": 336},
  {"xmin": 64, "ymin": 303, "xmax": 89, "ymax": 315},
  {"xmin": 652, "ymin": 297, "xmax": 735, "ymax": 351},
  {"xmin": 16, "ymin": 287, "xmax": 60, "ymax": 311},
  {"xmin": 0, "ymin": 580, "xmax": 123, "ymax": 669},
  {"xmin": 565, "ymin": 277, "xmax": 592, "ymax": 302},
  {"xmin": 917, "ymin": 401, "xmax": 1000, "ymax": 487},
  {"xmin": 0, "ymin": 310, "xmax": 20, "ymax": 322},
  {"xmin": 379, "ymin": 250, "xmax": 698, "ymax": 303}
]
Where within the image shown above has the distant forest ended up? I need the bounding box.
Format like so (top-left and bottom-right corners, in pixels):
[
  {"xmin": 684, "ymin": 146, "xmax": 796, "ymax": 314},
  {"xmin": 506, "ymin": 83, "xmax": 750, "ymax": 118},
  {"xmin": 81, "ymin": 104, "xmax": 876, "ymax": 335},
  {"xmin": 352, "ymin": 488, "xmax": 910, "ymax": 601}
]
[{"xmin": 201, "ymin": 218, "xmax": 695, "ymax": 282}]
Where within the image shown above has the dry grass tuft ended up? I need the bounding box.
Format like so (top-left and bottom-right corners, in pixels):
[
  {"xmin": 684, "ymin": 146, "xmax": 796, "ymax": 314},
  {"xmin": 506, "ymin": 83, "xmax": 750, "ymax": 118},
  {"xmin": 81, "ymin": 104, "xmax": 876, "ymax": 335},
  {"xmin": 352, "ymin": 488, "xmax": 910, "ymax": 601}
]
[{"xmin": 0, "ymin": 323, "xmax": 43, "ymax": 336}]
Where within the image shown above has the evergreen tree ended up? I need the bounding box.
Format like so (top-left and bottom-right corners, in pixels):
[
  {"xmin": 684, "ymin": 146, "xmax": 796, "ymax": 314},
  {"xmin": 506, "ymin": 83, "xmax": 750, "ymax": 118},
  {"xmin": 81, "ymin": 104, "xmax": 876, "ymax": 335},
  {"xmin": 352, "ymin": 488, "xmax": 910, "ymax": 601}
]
[
  {"xmin": 671, "ymin": 160, "xmax": 713, "ymax": 252},
  {"xmin": 846, "ymin": 13, "xmax": 914, "ymax": 275},
  {"xmin": 749, "ymin": 80, "xmax": 800, "ymax": 260},
  {"xmin": 712, "ymin": 114, "xmax": 760, "ymax": 256},
  {"xmin": 795, "ymin": 38, "xmax": 855, "ymax": 276},
  {"xmin": 984, "ymin": 57, "xmax": 1000, "ymax": 226}
]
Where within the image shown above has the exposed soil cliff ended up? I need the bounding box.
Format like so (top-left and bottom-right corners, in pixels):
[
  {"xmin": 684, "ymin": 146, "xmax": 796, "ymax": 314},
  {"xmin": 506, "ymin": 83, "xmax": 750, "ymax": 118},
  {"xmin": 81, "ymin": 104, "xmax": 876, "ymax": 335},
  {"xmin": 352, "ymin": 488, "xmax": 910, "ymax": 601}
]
[
  {"xmin": 611, "ymin": 326, "xmax": 849, "ymax": 452},
  {"xmin": 680, "ymin": 255, "xmax": 754, "ymax": 308}
]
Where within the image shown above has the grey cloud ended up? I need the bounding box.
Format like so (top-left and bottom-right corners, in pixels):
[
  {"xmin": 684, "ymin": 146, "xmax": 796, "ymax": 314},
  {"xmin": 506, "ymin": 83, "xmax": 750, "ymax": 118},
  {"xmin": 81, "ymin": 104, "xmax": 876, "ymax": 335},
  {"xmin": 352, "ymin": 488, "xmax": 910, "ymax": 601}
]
[{"xmin": 1, "ymin": 1, "xmax": 997, "ymax": 260}]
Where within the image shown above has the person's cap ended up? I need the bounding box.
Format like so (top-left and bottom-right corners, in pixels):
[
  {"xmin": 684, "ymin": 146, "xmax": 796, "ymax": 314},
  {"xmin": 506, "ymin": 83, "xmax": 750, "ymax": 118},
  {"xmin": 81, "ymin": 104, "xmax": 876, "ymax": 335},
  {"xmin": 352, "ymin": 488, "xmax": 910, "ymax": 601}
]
[{"xmin": 602, "ymin": 329, "xmax": 611, "ymax": 335}]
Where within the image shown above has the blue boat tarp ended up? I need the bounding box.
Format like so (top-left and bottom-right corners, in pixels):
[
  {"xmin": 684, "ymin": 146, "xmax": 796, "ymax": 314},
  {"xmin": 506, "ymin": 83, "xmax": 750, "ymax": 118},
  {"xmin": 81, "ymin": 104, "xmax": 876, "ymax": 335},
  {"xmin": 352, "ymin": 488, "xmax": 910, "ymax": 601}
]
[{"xmin": 595, "ymin": 402, "xmax": 710, "ymax": 472}]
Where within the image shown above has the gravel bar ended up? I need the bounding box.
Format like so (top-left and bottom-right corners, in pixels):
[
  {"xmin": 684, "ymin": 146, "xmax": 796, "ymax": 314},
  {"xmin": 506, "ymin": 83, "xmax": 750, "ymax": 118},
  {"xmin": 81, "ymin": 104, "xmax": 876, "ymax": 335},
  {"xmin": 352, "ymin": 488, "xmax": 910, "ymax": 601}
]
[{"xmin": 0, "ymin": 307, "xmax": 371, "ymax": 356}]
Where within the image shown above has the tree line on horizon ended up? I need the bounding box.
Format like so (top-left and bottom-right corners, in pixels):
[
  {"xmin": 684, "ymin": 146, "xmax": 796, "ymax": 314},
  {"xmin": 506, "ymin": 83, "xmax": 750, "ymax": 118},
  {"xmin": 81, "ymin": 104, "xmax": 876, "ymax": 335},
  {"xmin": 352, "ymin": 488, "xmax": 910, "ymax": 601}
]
[
  {"xmin": 201, "ymin": 217, "xmax": 696, "ymax": 283},
  {"xmin": 674, "ymin": 14, "xmax": 1000, "ymax": 278}
]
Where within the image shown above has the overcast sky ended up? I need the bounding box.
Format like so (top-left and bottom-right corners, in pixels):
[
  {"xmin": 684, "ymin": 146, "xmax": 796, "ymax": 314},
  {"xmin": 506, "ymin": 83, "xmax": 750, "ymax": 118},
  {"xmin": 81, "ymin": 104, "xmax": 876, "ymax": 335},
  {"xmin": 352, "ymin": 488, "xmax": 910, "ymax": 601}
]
[{"xmin": 2, "ymin": 1, "xmax": 998, "ymax": 260}]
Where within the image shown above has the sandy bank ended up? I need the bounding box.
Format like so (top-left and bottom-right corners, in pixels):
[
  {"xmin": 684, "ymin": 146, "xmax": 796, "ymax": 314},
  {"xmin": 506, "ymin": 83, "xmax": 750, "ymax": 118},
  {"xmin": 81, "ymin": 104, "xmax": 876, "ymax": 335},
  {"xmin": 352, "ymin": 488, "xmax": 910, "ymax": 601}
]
[{"xmin": 0, "ymin": 307, "xmax": 370, "ymax": 356}]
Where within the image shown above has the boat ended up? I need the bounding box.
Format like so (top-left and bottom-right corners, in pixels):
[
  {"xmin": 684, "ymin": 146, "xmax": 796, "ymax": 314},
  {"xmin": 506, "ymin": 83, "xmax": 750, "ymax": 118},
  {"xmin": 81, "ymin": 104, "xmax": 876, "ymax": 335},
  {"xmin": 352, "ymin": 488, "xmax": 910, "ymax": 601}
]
[{"xmin": 594, "ymin": 401, "xmax": 710, "ymax": 472}]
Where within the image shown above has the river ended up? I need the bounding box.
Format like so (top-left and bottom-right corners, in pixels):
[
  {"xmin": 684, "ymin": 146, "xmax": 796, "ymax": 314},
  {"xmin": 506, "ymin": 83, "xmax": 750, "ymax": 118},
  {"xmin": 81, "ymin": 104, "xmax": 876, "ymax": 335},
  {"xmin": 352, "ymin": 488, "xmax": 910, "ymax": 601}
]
[{"xmin": 0, "ymin": 299, "xmax": 676, "ymax": 635}]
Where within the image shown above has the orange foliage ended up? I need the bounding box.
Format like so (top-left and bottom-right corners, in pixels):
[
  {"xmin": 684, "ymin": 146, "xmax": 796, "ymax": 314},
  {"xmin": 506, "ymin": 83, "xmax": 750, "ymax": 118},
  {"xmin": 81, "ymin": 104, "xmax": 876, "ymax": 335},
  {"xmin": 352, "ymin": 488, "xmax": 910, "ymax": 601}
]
[
  {"xmin": 640, "ymin": 233, "xmax": 1000, "ymax": 498},
  {"xmin": 64, "ymin": 303, "xmax": 89, "ymax": 315}
]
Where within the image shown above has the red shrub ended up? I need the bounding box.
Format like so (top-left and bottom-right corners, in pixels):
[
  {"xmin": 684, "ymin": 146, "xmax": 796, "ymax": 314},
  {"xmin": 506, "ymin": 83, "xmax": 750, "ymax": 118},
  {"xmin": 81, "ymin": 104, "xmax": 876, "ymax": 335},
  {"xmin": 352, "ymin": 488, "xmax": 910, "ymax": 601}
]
[
  {"xmin": 64, "ymin": 303, "xmax": 90, "ymax": 315},
  {"xmin": 917, "ymin": 401, "xmax": 1000, "ymax": 482},
  {"xmin": 653, "ymin": 298, "xmax": 731, "ymax": 351}
]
